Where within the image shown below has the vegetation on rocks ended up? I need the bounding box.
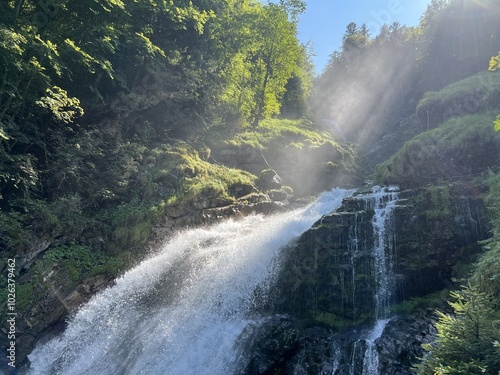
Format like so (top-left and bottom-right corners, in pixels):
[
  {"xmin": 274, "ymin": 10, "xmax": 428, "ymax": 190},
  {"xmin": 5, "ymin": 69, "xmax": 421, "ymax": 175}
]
[{"xmin": 374, "ymin": 111, "xmax": 500, "ymax": 188}]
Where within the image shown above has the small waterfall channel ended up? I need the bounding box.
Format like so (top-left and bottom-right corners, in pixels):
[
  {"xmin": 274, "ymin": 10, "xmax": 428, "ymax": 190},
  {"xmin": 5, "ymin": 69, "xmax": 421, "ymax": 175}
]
[
  {"xmin": 26, "ymin": 188, "xmax": 354, "ymax": 375},
  {"xmin": 332, "ymin": 186, "xmax": 399, "ymax": 375}
]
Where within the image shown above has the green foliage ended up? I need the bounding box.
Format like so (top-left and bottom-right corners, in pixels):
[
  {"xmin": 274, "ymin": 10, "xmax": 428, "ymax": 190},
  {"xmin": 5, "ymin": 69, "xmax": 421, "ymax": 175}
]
[
  {"xmin": 0, "ymin": 0, "xmax": 311, "ymax": 252},
  {"xmin": 493, "ymin": 116, "xmax": 500, "ymax": 132},
  {"xmin": 36, "ymin": 86, "xmax": 84, "ymax": 123},
  {"xmin": 472, "ymin": 173, "xmax": 500, "ymax": 301},
  {"xmin": 489, "ymin": 52, "xmax": 500, "ymax": 131},
  {"xmin": 107, "ymin": 202, "xmax": 159, "ymax": 253},
  {"xmin": 216, "ymin": 2, "xmax": 308, "ymax": 126},
  {"xmin": 374, "ymin": 112, "xmax": 500, "ymax": 188},
  {"xmin": 0, "ymin": 210, "xmax": 31, "ymax": 255},
  {"xmin": 416, "ymin": 284, "xmax": 500, "ymax": 375},
  {"xmin": 41, "ymin": 244, "xmax": 123, "ymax": 279},
  {"xmin": 489, "ymin": 52, "xmax": 500, "ymax": 72},
  {"xmin": 416, "ymin": 0, "xmax": 500, "ymax": 94}
]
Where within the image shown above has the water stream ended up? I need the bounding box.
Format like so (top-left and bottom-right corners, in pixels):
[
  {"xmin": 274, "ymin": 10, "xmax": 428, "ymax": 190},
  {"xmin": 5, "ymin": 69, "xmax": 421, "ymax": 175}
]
[
  {"xmin": 332, "ymin": 186, "xmax": 399, "ymax": 375},
  {"xmin": 26, "ymin": 188, "xmax": 354, "ymax": 375}
]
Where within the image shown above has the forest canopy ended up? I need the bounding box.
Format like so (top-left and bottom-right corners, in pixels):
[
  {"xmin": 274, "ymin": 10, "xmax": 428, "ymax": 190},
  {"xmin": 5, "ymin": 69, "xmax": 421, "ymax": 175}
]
[{"xmin": 0, "ymin": 0, "xmax": 312, "ymax": 255}]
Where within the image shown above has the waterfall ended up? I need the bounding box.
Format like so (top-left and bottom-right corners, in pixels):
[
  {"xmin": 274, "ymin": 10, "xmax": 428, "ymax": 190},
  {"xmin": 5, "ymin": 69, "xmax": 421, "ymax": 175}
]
[
  {"xmin": 361, "ymin": 319, "xmax": 390, "ymax": 375},
  {"xmin": 26, "ymin": 188, "xmax": 354, "ymax": 375},
  {"xmin": 370, "ymin": 186, "xmax": 399, "ymax": 319},
  {"xmin": 360, "ymin": 186, "xmax": 398, "ymax": 375},
  {"xmin": 331, "ymin": 186, "xmax": 399, "ymax": 375}
]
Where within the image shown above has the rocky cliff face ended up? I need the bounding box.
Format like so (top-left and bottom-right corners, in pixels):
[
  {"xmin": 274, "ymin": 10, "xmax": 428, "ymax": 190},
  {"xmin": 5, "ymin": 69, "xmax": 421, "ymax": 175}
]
[
  {"xmin": 274, "ymin": 184, "xmax": 488, "ymax": 327},
  {"xmin": 242, "ymin": 183, "xmax": 489, "ymax": 374}
]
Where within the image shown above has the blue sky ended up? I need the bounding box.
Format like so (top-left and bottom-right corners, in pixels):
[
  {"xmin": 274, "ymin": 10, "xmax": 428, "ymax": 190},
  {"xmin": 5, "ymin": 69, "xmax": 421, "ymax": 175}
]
[{"xmin": 297, "ymin": 0, "xmax": 432, "ymax": 73}]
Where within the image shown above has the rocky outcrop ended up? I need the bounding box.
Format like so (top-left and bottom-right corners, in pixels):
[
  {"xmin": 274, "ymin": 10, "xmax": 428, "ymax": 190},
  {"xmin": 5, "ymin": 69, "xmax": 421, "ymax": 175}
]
[
  {"xmin": 273, "ymin": 184, "xmax": 489, "ymax": 327},
  {"xmin": 150, "ymin": 193, "xmax": 289, "ymax": 246},
  {"xmin": 239, "ymin": 312, "xmax": 437, "ymax": 375},
  {"xmin": 10, "ymin": 273, "xmax": 113, "ymax": 369},
  {"xmin": 243, "ymin": 183, "xmax": 489, "ymax": 374}
]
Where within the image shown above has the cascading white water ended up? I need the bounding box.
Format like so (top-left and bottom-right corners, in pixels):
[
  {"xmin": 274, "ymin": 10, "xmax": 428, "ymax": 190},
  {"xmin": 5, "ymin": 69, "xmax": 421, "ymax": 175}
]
[
  {"xmin": 26, "ymin": 188, "xmax": 354, "ymax": 375},
  {"xmin": 361, "ymin": 319, "xmax": 390, "ymax": 375},
  {"xmin": 362, "ymin": 186, "xmax": 398, "ymax": 375},
  {"xmin": 331, "ymin": 186, "xmax": 399, "ymax": 375},
  {"xmin": 370, "ymin": 186, "xmax": 399, "ymax": 318}
]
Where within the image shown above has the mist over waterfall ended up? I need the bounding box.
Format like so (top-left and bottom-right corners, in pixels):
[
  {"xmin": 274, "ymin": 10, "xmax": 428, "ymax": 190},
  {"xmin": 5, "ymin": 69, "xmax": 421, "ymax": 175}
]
[{"xmin": 26, "ymin": 189, "xmax": 354, "ymax": 375}]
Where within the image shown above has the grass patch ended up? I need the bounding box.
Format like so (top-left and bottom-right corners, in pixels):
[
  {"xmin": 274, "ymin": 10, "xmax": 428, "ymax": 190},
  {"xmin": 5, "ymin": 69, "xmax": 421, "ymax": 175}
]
[
  {"xmin": 224, "ymin": 118, "xmax": 344, "ymax": 150},
  {"xmin": 154, "ymin": 143, "xmax": 257, "ymax": 206},
  {"xmin": 417, "ymin": 71, "xmax": 500, "ymax": 128},
  {"xmin": 130, "ymin": 141, "xmax": 259, "ymax": 206},
  {"xmin": 374, "ymin": 111, "xmax": 500, "ymax": 188},
  {"xmin": 135, "ymin": 141, "xmax": 257, "ymax": 207}
]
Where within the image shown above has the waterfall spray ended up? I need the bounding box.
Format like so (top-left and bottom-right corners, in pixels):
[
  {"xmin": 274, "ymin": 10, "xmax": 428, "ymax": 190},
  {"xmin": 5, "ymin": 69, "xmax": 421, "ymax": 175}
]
[{"xmin": 26, "ymin": 189, "xmax": 354, "ymax": 375}]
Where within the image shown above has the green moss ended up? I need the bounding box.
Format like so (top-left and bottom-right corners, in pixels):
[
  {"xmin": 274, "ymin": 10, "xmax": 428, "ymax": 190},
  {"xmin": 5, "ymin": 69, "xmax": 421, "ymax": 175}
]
[
  {"xmin": 225, "ymin": 118, "xmax": 341, "ymax": 150},
  {"xmin": 390, "ymin": 289, "xmax": 450, "ymax": 315},
  {"xmin": 138, "ymin": 142, "xmax": 257, "ymax": 207},
  {"xmin": 425, "ymin": 185, "xmax": 452, "ymax": 219},
  {"xmin": 16, "ymin": 282, "xmax": 36, "ymax": 311},
  {"xmin": 220, "ymin": 119, "xmax": 357, "ymax": 174},
  {"xmin": 306, "ymin": 311, "xmax": 371, "ymax": 331}
]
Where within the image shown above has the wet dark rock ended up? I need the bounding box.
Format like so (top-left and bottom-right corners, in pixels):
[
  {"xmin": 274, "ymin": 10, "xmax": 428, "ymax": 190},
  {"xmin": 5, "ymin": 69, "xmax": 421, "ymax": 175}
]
[
  {"xmin": 245, "ymin": 183, "xmax": 488, "ymax": 374},
  {"xmin": 273, "ymin": 185, "xmax": 488, "ymax": 329},
  {"xmin": 241, "ymin": 316, "xmax": 301, "ymax": 375},
  {"xmin": 376, "ymin": 313, "xmax": 438, "ymax": 375}
]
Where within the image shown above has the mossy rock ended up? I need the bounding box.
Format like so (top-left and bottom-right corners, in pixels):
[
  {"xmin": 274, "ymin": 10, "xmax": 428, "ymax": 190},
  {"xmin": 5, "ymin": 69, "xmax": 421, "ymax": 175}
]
[
  {"xmin": 228, "ymin": 181, "xmax": 255, "ymax": 198},
  {"xmin": 267, "ymin": 189, "xmax": 288, "ymax": 201},
  {"xmin": 257, "ymin": 169, "xmax": 283, "ymax": 190}
]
